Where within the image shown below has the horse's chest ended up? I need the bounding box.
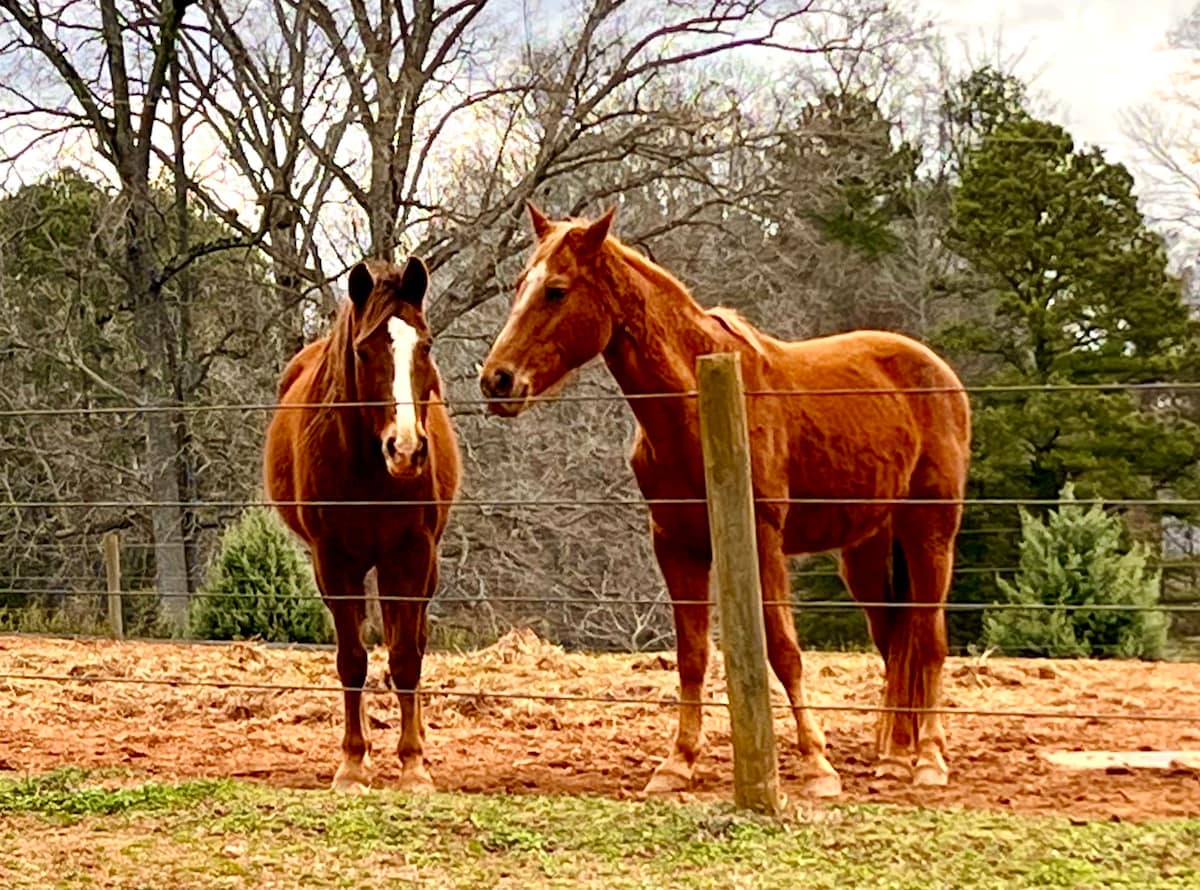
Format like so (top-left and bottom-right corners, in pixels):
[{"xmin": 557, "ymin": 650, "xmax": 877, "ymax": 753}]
[{"xmin": 298, "ymin": 472, "xmax": 436, "ymax": 553}]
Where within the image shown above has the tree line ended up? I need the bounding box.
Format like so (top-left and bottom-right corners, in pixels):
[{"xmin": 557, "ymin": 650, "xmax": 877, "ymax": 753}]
[{"xmin": 0, "ymin": 0, "xmax": 1198, "ymax": 652}]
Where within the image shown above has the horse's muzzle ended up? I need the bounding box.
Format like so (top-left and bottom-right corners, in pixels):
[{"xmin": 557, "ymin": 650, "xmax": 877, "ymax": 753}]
[
  {"xmin": 480, "ymin": 365, "xmax": 529, "ymax": 417},
  {"xmin": 383, "ymin": 432, "xmax": 429, "ymax": 478}
]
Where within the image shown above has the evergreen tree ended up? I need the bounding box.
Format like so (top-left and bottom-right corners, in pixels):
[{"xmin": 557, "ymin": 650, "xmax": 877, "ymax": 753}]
[
  {"xmin": 982, "ymin": 483, "xmax": 1167, "ymax": 659},
  {"xmin": 937, "ymin": 70, "xmax": 1200, "ymax": 644},
  {"xmin": 189, "ymin": 507, "xmax": 330, "ymax": 644}
]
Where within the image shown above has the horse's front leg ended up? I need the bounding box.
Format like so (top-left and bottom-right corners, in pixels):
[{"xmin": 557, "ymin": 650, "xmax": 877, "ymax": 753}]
[
  {"xmin": 757, "ymin": 520, "xmax": 841, "ymax": 797},
  {"xmin": 644, "ymin": 528, "xmax": 712, "ymax": 794},
  {"xmin": 313, "ymin": 547, "xmax": 371, "ymax": 794},
  {"xmin": 377, "ymin": 532, "xmax": 436, "ymax": 792}
]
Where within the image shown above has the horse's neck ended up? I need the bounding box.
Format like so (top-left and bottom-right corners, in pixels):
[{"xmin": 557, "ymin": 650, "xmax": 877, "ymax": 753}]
[
  {"xmin": 601, "ymin": 265, "xmax": 735, "ymax": 435},
  {"xmin": 306, "ymin": 327, "xmax": 364, "ymax": 448}
]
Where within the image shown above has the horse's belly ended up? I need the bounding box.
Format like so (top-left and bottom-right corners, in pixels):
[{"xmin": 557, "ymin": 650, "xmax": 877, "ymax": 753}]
[{"xmin": 782, "ymin": 505, "xmax": 891, "ymax": 554}]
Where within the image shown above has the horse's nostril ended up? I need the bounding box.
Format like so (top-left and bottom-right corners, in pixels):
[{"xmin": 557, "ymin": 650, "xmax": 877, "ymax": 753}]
[
  {"xmin": 489, "ymin": 368, "xmax": 514, "ymax": 398},
  {"xmin": 414, "ymin": 436, "xmax": 429, "ymax": 464},
  {"xmin": 385, "ymin": 436, "xmax": 398, "ymax": 459}
]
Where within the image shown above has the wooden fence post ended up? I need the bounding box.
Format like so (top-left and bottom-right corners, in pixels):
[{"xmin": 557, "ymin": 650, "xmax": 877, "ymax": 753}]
[
  {"xmin": 696, "ymin": 351, "xmax": 781, "ymax": 816},
  {"xmin": 102, "ymin": 531, "xmax": 124, "ymax": 640}
]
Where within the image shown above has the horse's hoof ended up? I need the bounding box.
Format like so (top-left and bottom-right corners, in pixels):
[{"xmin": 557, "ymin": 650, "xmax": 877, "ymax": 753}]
[
  {"xmin": 803, "ymin": 771, "xmax": 843, "ymax": 799},
  {"xmin": 913, "ymin": 763, "xmax": 949, "ymax": 787},
  {"xmin": 397, "ymin": 766, "xmax": 436, "ymax": 794},
  {"xmin": 330, "ymin": 776, "xmax": 371, "ymax": 795},
  {"xmin": 873, "ymin": 757, "xmax": 912, "ymax": 781},
  {"xmin": 643, "ymin": 761, "xmax": 694, "ymax": 795},
  {"xmin": 332, "ymin": 761, "xmax": 371, "ymax": 794}
]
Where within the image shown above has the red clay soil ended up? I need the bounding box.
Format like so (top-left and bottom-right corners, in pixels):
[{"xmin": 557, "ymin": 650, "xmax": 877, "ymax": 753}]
[{"xmin": 2, "ymin": 630, "xmax": 1199, "ymax": 821}]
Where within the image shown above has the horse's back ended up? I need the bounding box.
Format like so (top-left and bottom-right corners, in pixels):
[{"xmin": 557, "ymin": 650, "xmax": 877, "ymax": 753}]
[
  {"xmin": 277, "ymin": 339, "xmax": 326, "ymax": 401},
  {"xmin": 831, "ymin": 330, "xmax": 970, "ymax": 480},
  {"xmin": 783, "ymin": 329, "xmax": 970, "ymax": 450},
  {"xmin": 756, "ymin": 329, "xmax": 970, "ymax": 552}
]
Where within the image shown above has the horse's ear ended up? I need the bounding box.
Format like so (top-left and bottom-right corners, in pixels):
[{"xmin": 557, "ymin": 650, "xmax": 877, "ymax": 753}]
[
  {"xmin": 397, "ymin": 255, "xmax": 429, "ymax": 307},
  {"xmin": 527, "ymin": 201, "xmax": 552, "ymax": 240},
  {"xmin": 348, "ymin": 261, "xmax": 374, "ymax": 309},
  {"xmin": 579, "ymin": 205, "xmax": 616, "ymax": 256}
]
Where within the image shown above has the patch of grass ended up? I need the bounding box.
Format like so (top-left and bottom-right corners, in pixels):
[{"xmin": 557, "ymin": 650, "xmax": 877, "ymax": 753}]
[
  {"xmin": 0, "ymin": 768, "xmax": 231, "ymax": 820},
  {"xmin": 1, "ymin": 769, "xmax": 1199, "ymax": 889}
]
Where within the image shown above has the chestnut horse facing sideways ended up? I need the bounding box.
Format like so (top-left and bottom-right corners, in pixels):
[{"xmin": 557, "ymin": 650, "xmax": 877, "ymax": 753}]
[
  {"xmin": 480, "ymin": 205, "xmax": 971, "ymax": 797},
  {"xmin": 264, "ymin": 257, "xmax": 460, "ymax": 793}
]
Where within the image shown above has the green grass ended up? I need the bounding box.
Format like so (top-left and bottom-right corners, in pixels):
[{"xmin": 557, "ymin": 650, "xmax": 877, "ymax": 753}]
[{"xmin": 0, "ymin": 769, "xmax": 1197, "ymax": 889}]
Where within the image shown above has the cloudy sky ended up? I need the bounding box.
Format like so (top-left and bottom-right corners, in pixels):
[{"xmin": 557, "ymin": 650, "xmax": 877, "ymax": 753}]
[{"xmin": 932, "ymin": 0, "xmax": 1195, "ymax": 167}]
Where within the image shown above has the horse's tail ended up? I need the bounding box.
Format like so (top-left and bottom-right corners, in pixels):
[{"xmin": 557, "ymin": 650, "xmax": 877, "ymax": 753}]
[
  {"xmin": 889, "ymin": 536, "xmax": 909, "ymax": 602},
  {"xmin": 882, "ymin": 536, "xmax": 919, "ymax": 749}
]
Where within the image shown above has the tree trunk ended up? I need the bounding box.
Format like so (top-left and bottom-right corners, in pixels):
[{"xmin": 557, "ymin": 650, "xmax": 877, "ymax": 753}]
[
  {"xmin": 143, "ymin": 407, "xmax": 190, "ymax": 627},
  {"xmin": 171, "ymin": 56, "xmax": 204, "ymax": 598},
  {"xmin": 266, "ymin": 222, "xmax": 308, "ymax": 363},
  {"xmin": 126, "ymin": 188, "xmax": 191, "ymax": 629}
]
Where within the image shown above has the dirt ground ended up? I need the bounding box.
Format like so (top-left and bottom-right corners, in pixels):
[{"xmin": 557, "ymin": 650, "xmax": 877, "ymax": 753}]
[{"xmin": 2, "ymin": 630, "xmax": 1199, "ymax": 821}]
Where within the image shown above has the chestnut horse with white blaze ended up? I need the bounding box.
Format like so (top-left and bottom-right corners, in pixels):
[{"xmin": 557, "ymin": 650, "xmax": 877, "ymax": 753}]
[
  {"xmin": 264, "ymin": 257, "xmax": 459, "ymax": 793},
  {"xmin": 480, "ymin": 205, "xmax": 970, "ymax": 796}
]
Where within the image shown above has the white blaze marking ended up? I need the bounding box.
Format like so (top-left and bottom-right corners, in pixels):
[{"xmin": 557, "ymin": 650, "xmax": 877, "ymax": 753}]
[
  {"xmin": 387, "ymin": 316, "xmax": 421, "ymax": 447},
  {"xmin": 514, "ymin": 260, "xmax": 547, "ymax": 313}
]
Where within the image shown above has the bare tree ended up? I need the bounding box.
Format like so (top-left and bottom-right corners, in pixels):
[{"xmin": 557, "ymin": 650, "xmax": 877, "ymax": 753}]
[
  {"xmin": 176, "ymin": 1, "xmax": 910, "ymax": 335},
  {"xmin": 0, "ymin": 0, "xmax": 269, "ymax": 624},
  {"xmin": 178, "ymin": 0, "xmax": 351, "ymax": 354},
  {"xmin": 0, "ymin": 0, "xmax": 959, "ymax": 650},
  {"xmin": 1125, "ymin": 81, "xmax": 1200, "ymax": 262}
]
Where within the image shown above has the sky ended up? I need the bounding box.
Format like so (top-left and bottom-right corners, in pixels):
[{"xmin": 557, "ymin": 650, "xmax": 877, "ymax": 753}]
[{"xmin": 931, "ymin": 0, "xmax": 1196, "ymax": 169}]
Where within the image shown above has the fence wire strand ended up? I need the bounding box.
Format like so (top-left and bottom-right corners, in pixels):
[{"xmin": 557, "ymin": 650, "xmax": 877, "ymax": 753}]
[
  {"xmin": 0, "ymin": 670, "xmax": 1197, "ymax": 724},
  {"xmin": 6, "ymin": 587, "xmax": 1200, "ymax": 612},
  {"xmin": 3, "ymin": 379, "xmax": 1200, "ymax": 419},
  {"xmin": 9, "ymin": 497, "xmax": 1200, "ymax": 509}
]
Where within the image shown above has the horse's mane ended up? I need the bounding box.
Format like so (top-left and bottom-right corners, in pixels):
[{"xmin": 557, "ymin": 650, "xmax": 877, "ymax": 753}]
[
  {"xmin": 704, "ymin": 306, "xmax": 771, "ymax": 357},
  {"xmin": 607, "ymin": 236, "xmax": 770, "ymax": 357},
  {"xmin": 314, "ymin": 299, "xmax": 357, "ymax": 403}
]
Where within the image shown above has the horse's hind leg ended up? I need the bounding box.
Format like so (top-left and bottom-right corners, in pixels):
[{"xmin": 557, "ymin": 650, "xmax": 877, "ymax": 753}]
[
  {"xmin": 840, "ymin": 528, "xmax": 912, "ymax": 780},
  {"xmin": 892, "ymin": 505, "xmax": 958, "ymax": 788},
  {"xmin": 759, "ymin": 525, "xmax": 841, "ymax": 798},
  {"xmin": 644, "ymin": 530, "xmax": 711, "ymax": 794},
  {"xmin": 313, "ymin": 548, "xmax": 371, "ymax": 794},
  {"xmin": 377, "ymin": 532, "xmax": 436, "ymax": 792}
]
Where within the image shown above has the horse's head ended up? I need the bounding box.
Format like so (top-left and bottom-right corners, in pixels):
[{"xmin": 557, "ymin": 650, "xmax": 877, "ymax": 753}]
[
  {"xmin": 479, "ymin": 203, "xmax": 618, "ymax": 416},
  {"xmin": 346, "ymin": 256, "xmax": 437, "ymax": 479}
]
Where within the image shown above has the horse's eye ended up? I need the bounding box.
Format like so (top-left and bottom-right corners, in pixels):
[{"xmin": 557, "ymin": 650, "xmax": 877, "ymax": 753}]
[
  {"xmin": 545, "ymin": 286, "xmax": 567, "ymax": 303},
  {"xmin": 355, "ymin": 349, "xmax": 368, "ymax": 364}
]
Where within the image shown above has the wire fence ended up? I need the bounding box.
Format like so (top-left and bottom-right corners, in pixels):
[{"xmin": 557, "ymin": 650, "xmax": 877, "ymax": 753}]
[
  {"xmin": 5, "ymin": 588, "xmax": 1200, "ymax": 612},
  {"xmin": 2, "ymin": 378, "xmax": 1199, "ymax": 418},
  {"xmin": 0, "ymin": 667, "xmax": 1198, "ymax": 725},
  {"xmin": 3, "ymin": 378, "xmax": 1200, "ymax": 741},
  {"xmin": 7, "ymin": 497, "xmax": 1200, "ymax": 509}
]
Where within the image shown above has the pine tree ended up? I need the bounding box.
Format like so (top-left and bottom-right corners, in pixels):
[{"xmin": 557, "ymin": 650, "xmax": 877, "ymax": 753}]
[
  {"xmin": 935, "ymin": 70, "xmax": 1200, "ymax": 644},
  {"xmin": 189, "ymin": 508, "xmax": 331, "ymax": 644},
  {"xmin": 982, "ymin": 484, "xmax": 1167, "ymax": 658}
]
